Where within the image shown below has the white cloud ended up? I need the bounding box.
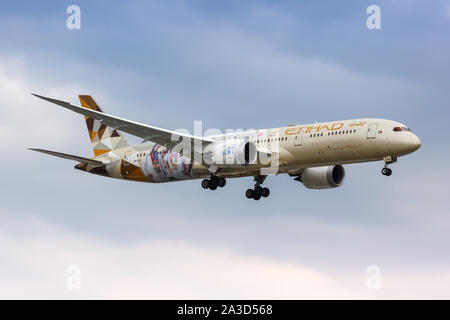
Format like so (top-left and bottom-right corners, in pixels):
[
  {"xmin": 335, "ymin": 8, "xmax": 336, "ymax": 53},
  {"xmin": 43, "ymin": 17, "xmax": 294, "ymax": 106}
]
[
  {"xmin": 0, "ymin": 56, "xmax": 86, "ymax": 152},
  {"xmin": 0, "ymin": 216, "xmax": 449, "ymax": 299}
]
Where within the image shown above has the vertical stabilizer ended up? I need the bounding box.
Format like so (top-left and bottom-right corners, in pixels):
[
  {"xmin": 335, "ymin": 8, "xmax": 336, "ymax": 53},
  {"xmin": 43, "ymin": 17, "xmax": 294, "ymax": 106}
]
[{"xmin": 79, "ymin": 95, "xmax": 130, "ymax": 156}]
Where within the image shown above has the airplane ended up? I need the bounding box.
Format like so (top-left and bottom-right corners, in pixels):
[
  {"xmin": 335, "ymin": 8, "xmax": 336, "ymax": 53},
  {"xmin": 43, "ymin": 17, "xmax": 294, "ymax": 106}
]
[{"xmin": 30, "ymin": 94, "xmax": 421, "ymax": 200}]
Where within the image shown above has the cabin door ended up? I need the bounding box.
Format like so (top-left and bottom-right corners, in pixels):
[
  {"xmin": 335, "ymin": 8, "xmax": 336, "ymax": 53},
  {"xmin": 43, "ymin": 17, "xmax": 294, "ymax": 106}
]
[
  {"xmin": 294, "ymin": 134, "xmax": 303, "ymax": 146},
  {"xmin": 367, "ymin": 123, "xmax": 378, "ymax": 139}
]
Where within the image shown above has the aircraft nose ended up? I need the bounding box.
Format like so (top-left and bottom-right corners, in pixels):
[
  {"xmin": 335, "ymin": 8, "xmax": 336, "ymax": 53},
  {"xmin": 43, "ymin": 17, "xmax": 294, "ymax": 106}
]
[{"xmin": 408, "ymin": 134, "xmax": 421, "ymax": 151}]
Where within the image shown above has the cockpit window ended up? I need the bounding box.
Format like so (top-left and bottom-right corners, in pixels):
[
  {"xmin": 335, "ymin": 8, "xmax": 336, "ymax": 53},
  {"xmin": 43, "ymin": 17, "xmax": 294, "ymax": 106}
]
[{"xmin": 393, "ymin": 126, "xmax": 412, "ymax": 132}]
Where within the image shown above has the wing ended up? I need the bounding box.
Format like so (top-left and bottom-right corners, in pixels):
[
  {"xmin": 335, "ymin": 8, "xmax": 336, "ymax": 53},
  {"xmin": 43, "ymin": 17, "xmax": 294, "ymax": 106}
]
[
  {"xmin": 31, "ymin": 94, "xmax": 213, "ymax": 154},
  {"xmin": 29, "ymin": 148, "xmax": 104, "ymax": 165}
]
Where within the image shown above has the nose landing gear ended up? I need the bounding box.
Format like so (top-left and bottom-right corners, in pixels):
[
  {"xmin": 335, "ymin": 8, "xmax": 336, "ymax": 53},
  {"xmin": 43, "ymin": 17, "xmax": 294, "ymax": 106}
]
[
  {"xmin": 245, "ymin": 175, "xmax": 270, "ymax": 200},
  {"xmin": 381, "ymin": 167, "xmax": 392, "ymax": 176},
  {"xmin": 381, "ymin": 156, "xmax": 396, "ymax": 176}
]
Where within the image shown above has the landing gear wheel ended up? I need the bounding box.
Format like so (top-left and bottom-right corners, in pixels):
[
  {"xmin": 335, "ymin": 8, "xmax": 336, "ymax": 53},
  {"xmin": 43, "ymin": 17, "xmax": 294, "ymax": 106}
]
[
  {"xmin": 381, "ymin": 168, "xmax": 392, "ymax": 176},
  {"xmin": 201, "ymin": 179, "xmax": 210, "ymax": 189},
  {"xmin": 261, "ymin": 187, "xmax": 270, "ymax": 198},
  {"xmin": 253, "ymin": 192, "xmax": 261, "ymax": 200},
  {"xmin": 385, "ymin": 168, "xmax": 392, "ymax": 176},
  {"xmin": 217, "ymin": 177, "xmax": 226, "ymax": 188},
  {"xmin": 209, "ymin": 180, "xmax": 218, "ymax": 190},
  {"xmin": 253, "ymin": 186, "xmax": 262, "ymax": 200},
  {"xmin": 245, "ymin": 189, "xmax": 254, "ymax": 199}
]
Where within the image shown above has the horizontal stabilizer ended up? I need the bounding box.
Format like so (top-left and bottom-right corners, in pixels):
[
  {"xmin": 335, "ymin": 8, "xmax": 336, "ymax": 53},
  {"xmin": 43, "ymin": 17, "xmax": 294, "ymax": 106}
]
[{"xmin": 28, "ymin": 148, "xmax": 104, "ymax": 165}]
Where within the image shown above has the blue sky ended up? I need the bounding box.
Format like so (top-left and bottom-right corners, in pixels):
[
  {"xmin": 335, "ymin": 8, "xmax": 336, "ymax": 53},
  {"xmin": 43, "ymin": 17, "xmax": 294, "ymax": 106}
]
[{"xmin": 1, "ymin": 0, "xmax": 450, "ymax": 298}]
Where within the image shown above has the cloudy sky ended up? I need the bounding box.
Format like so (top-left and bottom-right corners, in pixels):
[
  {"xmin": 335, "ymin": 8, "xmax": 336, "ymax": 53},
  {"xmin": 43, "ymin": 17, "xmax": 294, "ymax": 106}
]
[{"xmin": 1, "ymin": 0, "xmax": 450, "ymax": 299}]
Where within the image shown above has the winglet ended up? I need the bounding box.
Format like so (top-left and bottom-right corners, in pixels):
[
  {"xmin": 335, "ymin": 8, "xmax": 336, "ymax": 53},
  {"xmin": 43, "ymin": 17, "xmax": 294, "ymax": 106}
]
[{"xmin": 31, "ymin": 93, "xmax": 72, "ymax": 108}]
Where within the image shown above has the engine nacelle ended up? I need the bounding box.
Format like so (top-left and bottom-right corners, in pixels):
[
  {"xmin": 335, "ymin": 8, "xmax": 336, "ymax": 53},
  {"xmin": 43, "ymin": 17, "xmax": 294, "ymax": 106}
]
[
  {"xmin": 298, "ymin": 165, "xmax": 345, "ymax": 189},
  {"xmin": 204, "ymin": 140, "xmax": 257, "ymax": 167}
]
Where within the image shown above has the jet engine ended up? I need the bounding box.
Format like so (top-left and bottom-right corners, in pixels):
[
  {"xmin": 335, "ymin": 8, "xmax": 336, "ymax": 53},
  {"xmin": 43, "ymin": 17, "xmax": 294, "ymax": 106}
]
[
  {"xmin": 204, "ymin": 140, "xmax": 257, "ymax": 167},
  {"xmin": 297, "ymin": 165, "xmax": 345, "ymax": 189}
]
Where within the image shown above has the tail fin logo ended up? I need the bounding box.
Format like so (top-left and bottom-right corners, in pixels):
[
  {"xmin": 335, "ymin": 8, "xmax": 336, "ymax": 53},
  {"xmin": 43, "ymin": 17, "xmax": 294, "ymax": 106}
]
[{"xmin": 79, "ymin": 95, "xmax": 129, "ymax": 157}]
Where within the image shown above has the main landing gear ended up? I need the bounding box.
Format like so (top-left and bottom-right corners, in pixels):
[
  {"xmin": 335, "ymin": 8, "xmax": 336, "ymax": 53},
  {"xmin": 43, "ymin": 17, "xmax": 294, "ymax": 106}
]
[
  {"xmin": 201, "ymin": 176, "xmax": 226, "ymax": 190},
  {"xmin": 245, "ymin": 175, "xmax": 270, "ymax": 200},
  {"xmin": 381, "ymin": 156, "xmax": 397, "ymax": 176}
]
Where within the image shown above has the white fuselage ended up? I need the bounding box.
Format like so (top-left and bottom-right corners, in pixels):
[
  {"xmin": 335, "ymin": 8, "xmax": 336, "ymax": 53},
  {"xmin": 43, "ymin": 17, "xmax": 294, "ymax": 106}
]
[
  {"xmin": 211, "ymin": 118, "xmax": 420, "ymax": 172},
  {"xmin": 83, "ymin": 118, "xmax": 421, "ymax": 183}
]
